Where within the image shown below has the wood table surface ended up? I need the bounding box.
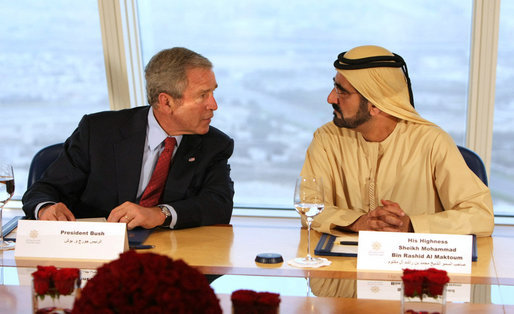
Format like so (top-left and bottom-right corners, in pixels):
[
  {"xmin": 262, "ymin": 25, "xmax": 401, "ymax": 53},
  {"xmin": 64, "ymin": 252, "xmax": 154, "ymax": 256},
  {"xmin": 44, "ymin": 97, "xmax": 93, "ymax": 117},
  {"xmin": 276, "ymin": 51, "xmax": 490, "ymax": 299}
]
[{"xmin": 1, "ymin": 212, "xmax": 513, "ymax": 285}]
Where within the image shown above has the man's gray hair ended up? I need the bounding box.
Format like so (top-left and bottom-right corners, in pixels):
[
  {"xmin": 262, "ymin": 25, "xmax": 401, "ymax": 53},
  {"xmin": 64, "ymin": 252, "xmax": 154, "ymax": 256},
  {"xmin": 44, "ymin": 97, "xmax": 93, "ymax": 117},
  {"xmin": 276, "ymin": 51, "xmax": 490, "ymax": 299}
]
[{"xmin": 145, "ymin": 47, "xmax": 212, "ymax": 106}]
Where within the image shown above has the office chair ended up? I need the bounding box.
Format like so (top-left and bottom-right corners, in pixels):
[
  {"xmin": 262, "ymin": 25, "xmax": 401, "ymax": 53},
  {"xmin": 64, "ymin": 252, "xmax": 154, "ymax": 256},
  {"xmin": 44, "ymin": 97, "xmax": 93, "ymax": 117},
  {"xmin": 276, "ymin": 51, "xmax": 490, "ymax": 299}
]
[
  {"xmin": 457, "ymin": 145, "xmax": 488, "ymax": 186},
  {"xmin": 27, "ymin": 143, "xmax": 64, "ymax": 188}
]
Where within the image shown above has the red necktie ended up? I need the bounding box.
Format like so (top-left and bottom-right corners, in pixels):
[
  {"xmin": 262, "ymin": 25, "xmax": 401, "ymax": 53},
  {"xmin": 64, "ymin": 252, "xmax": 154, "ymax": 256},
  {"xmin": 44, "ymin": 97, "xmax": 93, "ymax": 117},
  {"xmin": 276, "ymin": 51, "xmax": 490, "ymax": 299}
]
[{"xmin": 139, "ymin": 137, "xmax": 176, "ymax": 207}]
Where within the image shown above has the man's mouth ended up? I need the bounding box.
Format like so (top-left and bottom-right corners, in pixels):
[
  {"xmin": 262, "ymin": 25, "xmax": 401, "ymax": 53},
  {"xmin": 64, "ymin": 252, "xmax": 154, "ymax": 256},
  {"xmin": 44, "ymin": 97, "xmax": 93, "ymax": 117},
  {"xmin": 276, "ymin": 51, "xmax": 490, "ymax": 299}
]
[{"xmin": 332, "ymin": 103, "xmax": 342, "ymax": 117}]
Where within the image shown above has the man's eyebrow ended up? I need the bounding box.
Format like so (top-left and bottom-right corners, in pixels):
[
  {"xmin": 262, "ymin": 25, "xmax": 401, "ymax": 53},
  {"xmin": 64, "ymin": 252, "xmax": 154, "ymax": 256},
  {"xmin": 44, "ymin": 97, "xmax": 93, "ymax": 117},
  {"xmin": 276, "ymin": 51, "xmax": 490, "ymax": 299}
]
[
  {"xmin": 332, "ymin": 77, "xmax": 346, "ymax": 92},
  {"xmin": 199, "ymin": 84, "xmax": 218, "ymax": 93}
]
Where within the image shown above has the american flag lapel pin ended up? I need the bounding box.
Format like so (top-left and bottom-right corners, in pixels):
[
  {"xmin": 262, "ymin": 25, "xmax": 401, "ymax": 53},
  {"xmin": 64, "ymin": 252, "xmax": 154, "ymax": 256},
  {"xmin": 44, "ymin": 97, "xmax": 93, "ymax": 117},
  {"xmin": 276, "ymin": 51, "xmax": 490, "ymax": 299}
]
[{"xmin": 188, "ymin": 157, "xmax": 196, "ymax": 162}]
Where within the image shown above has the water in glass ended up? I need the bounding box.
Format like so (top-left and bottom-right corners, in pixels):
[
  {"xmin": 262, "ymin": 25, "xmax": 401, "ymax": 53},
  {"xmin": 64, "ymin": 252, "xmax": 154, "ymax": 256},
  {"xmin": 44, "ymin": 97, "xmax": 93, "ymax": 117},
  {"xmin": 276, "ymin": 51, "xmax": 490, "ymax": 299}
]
[{"xmin": 293, "ymin": 176, "xmax": 325, "ymax": 266}]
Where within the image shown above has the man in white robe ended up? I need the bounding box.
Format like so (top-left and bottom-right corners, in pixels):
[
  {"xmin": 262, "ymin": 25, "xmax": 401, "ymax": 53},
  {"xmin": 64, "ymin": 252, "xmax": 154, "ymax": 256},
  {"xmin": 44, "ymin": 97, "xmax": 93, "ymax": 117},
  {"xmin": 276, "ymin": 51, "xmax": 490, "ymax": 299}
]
[{"xmin": 301, "ymin": 45, "xmax": 494, "ymax": 237}]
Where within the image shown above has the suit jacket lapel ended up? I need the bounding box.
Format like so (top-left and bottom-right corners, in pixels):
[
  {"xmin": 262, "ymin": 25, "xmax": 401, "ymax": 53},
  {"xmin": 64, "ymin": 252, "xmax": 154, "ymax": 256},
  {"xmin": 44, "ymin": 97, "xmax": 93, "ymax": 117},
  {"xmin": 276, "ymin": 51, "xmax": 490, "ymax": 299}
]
[
  {"xmin": 114, "ymin": 107, "xmax": 149, "ymax": 203},
  {"xmin": 164, "ymin": 134, "xmax": 202, "ymax": 200}
]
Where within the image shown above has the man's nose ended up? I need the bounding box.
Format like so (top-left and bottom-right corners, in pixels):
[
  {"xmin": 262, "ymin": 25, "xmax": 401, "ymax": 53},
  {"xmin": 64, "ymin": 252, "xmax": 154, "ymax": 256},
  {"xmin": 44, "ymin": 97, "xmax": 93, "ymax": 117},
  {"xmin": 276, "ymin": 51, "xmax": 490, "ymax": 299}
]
[
  {"xmin": 207, "ymin": 95, "xmax": 218, "ymax": 110},
  {"xmin": 327, "ymin": 88, "xmax": 338, "ymax": 104}
]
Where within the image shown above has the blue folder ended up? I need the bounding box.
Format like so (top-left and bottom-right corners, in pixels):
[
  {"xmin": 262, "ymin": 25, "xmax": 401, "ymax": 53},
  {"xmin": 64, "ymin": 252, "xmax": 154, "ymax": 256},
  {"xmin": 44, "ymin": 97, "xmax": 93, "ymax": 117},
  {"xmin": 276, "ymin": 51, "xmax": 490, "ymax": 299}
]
[{"xmin": 315, "ymin": 233, "xmax": 478, "ymax": 261}]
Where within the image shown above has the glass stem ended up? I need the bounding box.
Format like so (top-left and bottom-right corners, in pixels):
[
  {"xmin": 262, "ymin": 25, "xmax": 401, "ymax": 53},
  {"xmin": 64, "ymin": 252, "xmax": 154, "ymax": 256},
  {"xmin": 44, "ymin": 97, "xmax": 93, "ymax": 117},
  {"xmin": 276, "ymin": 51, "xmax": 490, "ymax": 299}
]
[
  {"xmin": 306, "ymin": 217, "xmax": 312, "ymax": 260},
  {"xmin": 306, "ymin": 275, "xmax": 311, "ymax": 297}
]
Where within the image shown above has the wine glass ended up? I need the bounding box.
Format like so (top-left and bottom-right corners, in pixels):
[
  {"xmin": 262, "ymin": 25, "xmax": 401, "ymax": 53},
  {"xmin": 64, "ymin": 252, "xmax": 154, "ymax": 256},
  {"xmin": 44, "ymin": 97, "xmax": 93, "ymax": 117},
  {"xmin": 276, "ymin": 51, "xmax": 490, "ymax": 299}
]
[
  {"xmin": 0, "ymin": 163, "xmax": 16, "ymax": 250},
  {"xmin": 293, "ymin": 176, "xmax": 325, "ymax": 266}
]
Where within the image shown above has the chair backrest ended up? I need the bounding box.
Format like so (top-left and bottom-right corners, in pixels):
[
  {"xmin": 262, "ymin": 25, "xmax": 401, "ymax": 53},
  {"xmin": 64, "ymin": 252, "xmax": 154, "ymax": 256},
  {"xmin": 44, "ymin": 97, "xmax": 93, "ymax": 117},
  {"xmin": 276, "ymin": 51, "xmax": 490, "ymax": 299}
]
[
  {"xmin": 27, "ymin": 143, "xmax": 64, "ymax": 189},
  {"xmin": 457, "ymin": 145, "xmax": 488, "ymax": 186}
]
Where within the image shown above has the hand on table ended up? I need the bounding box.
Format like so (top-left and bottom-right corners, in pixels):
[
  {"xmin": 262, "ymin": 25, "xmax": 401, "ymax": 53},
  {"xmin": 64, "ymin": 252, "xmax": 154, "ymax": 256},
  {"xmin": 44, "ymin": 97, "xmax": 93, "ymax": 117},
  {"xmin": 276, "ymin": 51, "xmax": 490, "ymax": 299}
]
[
  {"xmin": 107, "ymin": 201, "xmax": 165, "ymax": 230},
  {"xmin": 367, "ymin": 200, "xmax": 412, "ymax": 232},
  {"xmin": 348, "ymin": 200, "xmax": 412, "ymax": 232},
  {"xmin": 38, "ymin": 202, "xmax": 76, "ymax": 221}
]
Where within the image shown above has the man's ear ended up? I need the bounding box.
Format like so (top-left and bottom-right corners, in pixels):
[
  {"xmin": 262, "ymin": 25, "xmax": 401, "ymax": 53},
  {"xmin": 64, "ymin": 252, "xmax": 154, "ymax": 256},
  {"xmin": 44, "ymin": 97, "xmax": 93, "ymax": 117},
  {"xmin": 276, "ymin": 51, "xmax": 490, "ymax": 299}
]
[
  {"xmin": 369, "ymin": 103, "xmax": 381, "ymax": 116},
  {"xmin": 156, "ymin": 93, "xmax": 174, "ymax": 113}
]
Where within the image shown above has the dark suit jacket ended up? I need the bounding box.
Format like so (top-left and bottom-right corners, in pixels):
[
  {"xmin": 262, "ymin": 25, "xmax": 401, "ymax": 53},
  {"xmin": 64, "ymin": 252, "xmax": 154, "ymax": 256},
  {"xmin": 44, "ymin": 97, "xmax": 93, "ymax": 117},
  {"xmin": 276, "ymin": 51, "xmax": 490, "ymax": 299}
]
[{"xmin": 22, "ymin": 106, "xmax": 234, "ymax": 229}]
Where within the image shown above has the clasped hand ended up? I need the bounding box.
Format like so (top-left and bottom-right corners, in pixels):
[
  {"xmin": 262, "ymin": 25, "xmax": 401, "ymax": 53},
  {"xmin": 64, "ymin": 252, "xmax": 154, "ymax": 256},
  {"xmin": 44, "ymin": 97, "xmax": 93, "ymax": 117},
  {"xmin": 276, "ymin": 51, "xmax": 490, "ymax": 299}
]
[
  {"xmin": 38, "ymin": 201, "xmax": 166, "ymax": 230},
  {"xmin": 354, "ymin": 200, "xmax": 412, "ymax": 232}
]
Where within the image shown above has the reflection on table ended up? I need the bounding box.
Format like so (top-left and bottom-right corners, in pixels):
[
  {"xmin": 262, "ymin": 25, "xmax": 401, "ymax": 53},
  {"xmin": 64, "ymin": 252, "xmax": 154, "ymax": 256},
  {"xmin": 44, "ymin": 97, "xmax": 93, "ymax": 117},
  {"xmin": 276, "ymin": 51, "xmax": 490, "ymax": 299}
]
[{"xmin": 2, "ymin": 220, "xmax": 510, "ymax": 284}]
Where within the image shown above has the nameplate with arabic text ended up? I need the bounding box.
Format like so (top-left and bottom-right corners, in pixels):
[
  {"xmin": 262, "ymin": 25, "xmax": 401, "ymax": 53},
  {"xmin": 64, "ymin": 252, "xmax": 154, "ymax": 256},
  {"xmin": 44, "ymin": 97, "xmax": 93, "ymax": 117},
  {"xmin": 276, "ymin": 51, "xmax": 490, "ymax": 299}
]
[
  {"xmin": 356, "ymin": 231, "xmax": 472, "ymax": 274},
  {"xmin": 14, "ymin": 220, "xmax": 128, "ymax": 262}
]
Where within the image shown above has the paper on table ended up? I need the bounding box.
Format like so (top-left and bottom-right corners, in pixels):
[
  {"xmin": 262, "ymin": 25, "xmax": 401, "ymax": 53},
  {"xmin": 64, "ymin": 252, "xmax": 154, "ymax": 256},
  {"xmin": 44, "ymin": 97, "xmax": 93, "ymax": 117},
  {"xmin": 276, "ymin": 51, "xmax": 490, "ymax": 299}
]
[
  {"xmin": 331, "ymin": 243, "xmax": 359, "ymax": 255},
  {"xmin": 77, "ymin": 217, "xmax": 107, "ymax": 222},
  {"xmin": 315, "ymin": 233, "xmax": 359, "ymax": 257},
  {"xmin": 336, "ymin": 233, "xmax": 359, "ymax": 244}
]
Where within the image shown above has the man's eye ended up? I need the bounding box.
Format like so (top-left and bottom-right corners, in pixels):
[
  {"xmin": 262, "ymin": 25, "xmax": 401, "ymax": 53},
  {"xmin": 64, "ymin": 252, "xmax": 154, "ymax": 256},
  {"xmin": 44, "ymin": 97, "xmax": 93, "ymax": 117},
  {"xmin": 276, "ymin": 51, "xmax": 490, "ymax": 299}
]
[{"xmin": 335, "ymin": 87, "xmax": 348, "ymax": 95}]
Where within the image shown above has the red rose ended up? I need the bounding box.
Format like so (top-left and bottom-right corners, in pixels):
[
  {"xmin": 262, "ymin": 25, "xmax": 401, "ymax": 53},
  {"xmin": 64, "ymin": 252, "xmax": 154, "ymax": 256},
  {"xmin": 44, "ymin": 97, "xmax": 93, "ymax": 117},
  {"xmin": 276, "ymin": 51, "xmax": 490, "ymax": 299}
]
[
  {"xmin": 256, "ymin": 292, "xmax": 280, "ymax": 314},
  {"xmin": 256, "ymin": 292, "xmax": 281, "ymax": 306},
  {"xmin": 402, "ymin": 268, "xmax": 450, "ymax": 298},
  {"xmin": 53, "ymin": 268, "xmax": 80, "ymax": 295},
  {"xmin": 72, "ymin": 251, "xmax": 222, "ymax": 314},
  {"xmin": 232, "ymin": 290, "xmax": 258, "ymax": 314},
  {"xmin": 231, "ymin": 289, "xmax": 257, "ymax": 305},
  {"xmin": 32, "ymin": 266, "xmax": 57, "ymax": 296},
  {"xmin": 402, "ymin": 268, "xmax": 418, "ymax": 275},
  {"xmin": 231, "ymin": 290, "xmax": 281, "ymax": 314},
  {"xmin": 33, "ymin": 277, "xmax": 51, "ymax": 296},
  {"xmin": 401, "ymin": 272, "xmax": 425, "ymax": 297},
  {"xmin": 425, "ymin": 270, "xmax": 449, "ymax": 296},
  {"xmin": 32, "ymin": 265, "xmax": 80, "ymax": 299}
]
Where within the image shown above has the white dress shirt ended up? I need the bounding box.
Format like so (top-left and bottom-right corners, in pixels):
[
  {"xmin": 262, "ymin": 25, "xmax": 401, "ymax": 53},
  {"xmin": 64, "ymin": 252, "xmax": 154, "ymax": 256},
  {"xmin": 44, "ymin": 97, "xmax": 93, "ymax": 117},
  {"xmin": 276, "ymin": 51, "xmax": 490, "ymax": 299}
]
[{"xmin": 138, "ymin": 107, "xmax": 181, "ymax": 228}]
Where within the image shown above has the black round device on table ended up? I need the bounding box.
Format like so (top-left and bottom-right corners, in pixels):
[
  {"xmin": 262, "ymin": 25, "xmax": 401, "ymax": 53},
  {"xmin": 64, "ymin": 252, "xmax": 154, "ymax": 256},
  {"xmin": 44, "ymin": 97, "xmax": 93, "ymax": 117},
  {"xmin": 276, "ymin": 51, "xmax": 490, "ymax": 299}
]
[{"xmin": 255, "ymin": 253, "xmax": 283, "ymax": 264}]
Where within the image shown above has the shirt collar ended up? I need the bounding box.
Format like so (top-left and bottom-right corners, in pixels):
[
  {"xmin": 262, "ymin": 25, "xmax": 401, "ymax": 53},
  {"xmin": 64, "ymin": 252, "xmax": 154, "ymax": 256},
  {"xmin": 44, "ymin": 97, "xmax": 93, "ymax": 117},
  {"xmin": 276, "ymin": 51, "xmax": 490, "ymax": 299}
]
[{"xmin": 147, "ymin": 107, "xmax": 182, "ymax": 151}]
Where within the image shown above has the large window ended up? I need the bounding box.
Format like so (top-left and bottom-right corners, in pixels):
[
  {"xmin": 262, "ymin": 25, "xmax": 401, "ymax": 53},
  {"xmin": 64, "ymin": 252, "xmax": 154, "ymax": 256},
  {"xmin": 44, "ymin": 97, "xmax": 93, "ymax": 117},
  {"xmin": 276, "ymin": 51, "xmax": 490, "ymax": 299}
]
[
  {"xmin": 3, "ymin": 1, "xmax": 511, "ymax": 217},
  {"xmin": 0, "ymin": 1, "xmax": 108, "ymax": 198},
  {"xmin": 137, "ymin": 0, "xmax": 472, "ymax": 208},
  {"xmin": 492, "ymin": 0, "xmax": 514, "ymax": 216}
]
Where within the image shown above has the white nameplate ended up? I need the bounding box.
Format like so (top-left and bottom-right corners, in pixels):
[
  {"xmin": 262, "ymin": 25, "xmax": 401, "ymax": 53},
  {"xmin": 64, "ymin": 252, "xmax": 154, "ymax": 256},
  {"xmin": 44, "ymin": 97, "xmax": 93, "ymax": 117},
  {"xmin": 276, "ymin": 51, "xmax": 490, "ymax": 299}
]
[
  {"xmin": 15, "ymin": 220, "xmax": 128, "ymax": 261},
  {"xmin": 357, "ymin": 231, "xmax": 472, "ymax": 274}
]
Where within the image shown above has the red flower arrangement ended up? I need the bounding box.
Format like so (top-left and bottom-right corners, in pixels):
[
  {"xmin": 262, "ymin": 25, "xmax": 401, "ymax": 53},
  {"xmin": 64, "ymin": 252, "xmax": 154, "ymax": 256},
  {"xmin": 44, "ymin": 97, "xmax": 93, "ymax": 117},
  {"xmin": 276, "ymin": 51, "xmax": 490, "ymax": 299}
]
[
  {"xmin": 401, "ymin": 268, "xmax": 450, "ymax": 299},
  {"xmin": 32, "ymin": 266, "xmax": 80, "ymax": 299},
  {"xmin": 72, "ymin": 251, "xmax": 221, "ymax": 314},
  {"xmin": 231, "ymin": 289, "xmax": 281, "ymax": 314}
]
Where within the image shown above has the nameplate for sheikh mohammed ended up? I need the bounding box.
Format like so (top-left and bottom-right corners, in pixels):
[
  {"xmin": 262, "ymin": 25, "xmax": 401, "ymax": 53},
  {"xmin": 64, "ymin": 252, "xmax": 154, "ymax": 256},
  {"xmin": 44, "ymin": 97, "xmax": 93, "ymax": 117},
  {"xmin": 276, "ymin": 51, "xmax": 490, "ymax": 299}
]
[
  {"xmin": 15, "ymin": 220, "xmax": 128, "ymax": 264},
  {"xmin": 357, "ymin": 231, "xmax": 472, "ymax": 274}
]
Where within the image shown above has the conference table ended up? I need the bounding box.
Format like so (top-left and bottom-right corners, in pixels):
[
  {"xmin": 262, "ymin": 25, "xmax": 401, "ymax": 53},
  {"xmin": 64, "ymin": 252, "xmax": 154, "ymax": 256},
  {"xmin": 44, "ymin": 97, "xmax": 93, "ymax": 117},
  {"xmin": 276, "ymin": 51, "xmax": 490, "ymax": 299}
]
[{"xmin": 1, "ymin": 209, "xmax": 514, "ymax": 313}]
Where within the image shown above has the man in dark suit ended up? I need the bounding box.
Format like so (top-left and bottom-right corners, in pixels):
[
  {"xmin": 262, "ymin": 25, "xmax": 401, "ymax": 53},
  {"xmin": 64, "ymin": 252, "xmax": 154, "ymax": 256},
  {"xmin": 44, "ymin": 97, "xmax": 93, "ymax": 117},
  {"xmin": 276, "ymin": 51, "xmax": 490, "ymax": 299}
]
[{"xmin": 22, "ymin": 47, "xmax": 234, "ymax": 230}]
